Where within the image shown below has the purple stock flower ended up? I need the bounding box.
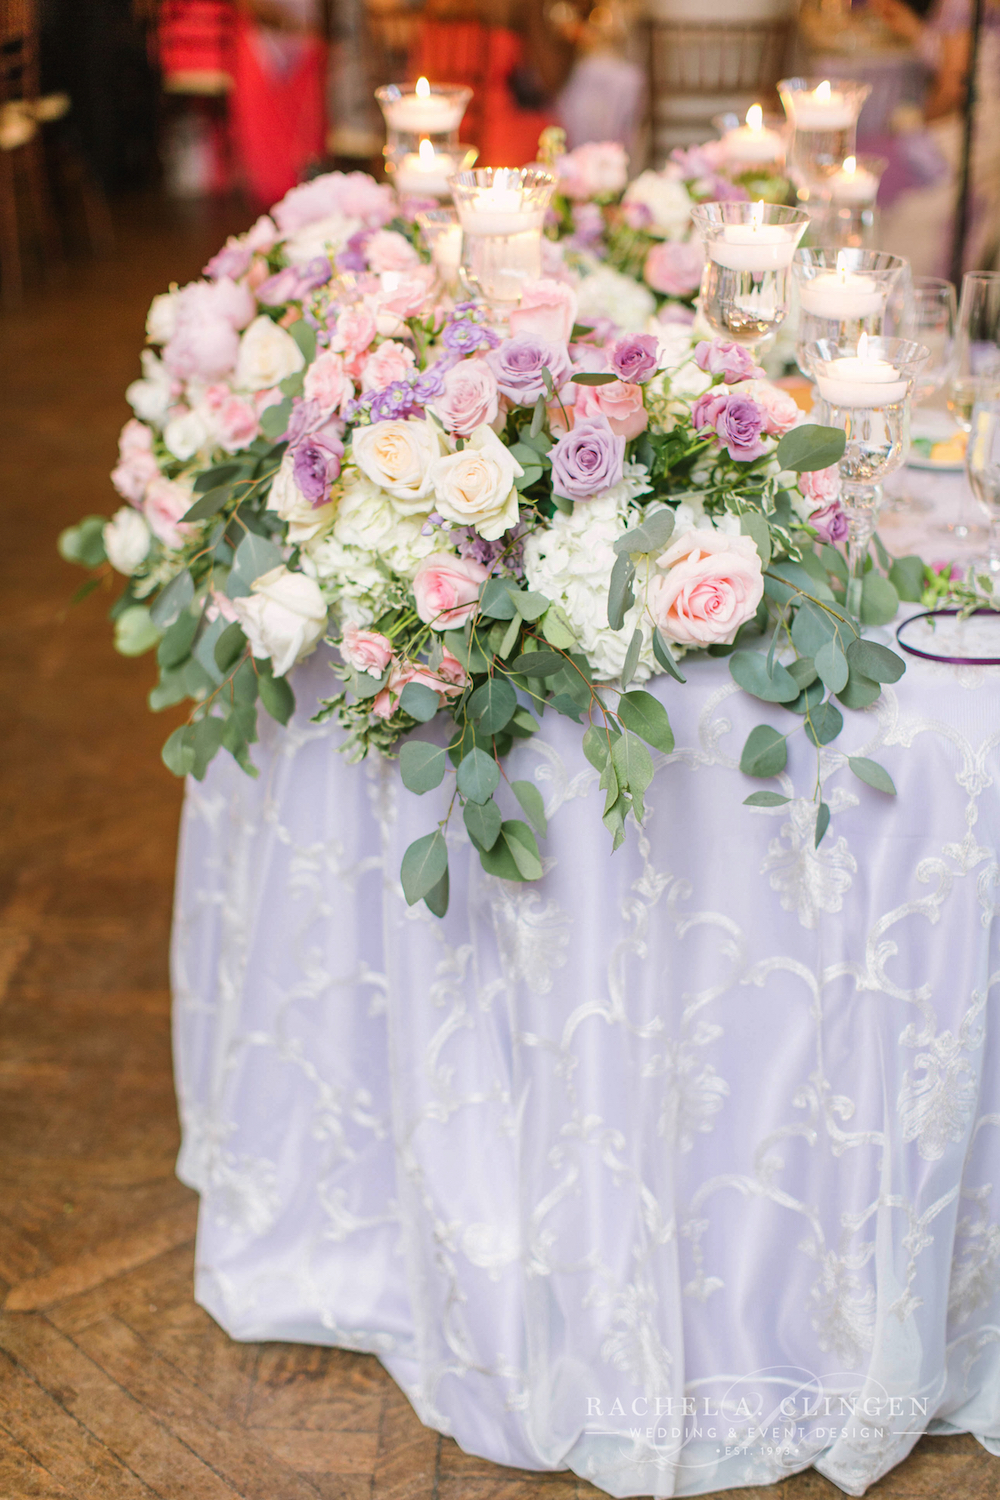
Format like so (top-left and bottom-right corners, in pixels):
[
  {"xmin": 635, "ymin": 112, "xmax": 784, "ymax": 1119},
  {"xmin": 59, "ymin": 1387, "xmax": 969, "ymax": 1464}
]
[
  {"xmin": 810, "ymin": 501, "xmax": 850, "ymax": 544},
  {"xmin": 621, "ymin": 199, "xmax": 653, "ymax": 232},
  {"xmin": 456, "ymin": 529, "xmax": 524, "ymax": 572},
  {"xmin": 412, "ymin": 364, "xmax": 450, "ymax": 403},
  {"xmin": 258, "ymin": 257, "xmax": 332, "ymax": 306},
  {"xmin": 695, "ymin": 340, "xmax": 766, "ymax": 385},
  {"xmin": 716, "ymin": 396, "xmax": 768, "ymax": 462},
  {"xmin": 293, "ymin": 434, "xmax": 344, "ymax": 506},
  {"xmin": 570, "ymin": 201, "xmax": 605, "ymax": 246},
  {"xmin": 442, "ymin": 317, "xmax": 500, "ymax": 355},
  {"xmin": 550, "ymin": 414, "xmax": 625, "ymax": 501},
  {"xmin": 369, "ymin": 381, "xmax": 423, "ymax": 422},
  {"xmin": 487, "ymin": 334, "xmax": 573, "ymax": 405},
  {"xmin": 336, "ymin": 231, "xmax": 372, "ymax": 273},
  {"xmin": 608, "ymin": 333, "xmax": 659, "ymax": 385}
]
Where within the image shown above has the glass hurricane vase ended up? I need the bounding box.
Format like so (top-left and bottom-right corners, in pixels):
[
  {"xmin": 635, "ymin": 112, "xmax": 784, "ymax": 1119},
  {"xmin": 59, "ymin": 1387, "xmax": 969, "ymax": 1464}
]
[{"xmin": 690, "ymin": 202, "xmax": 810, "ymax": 356}]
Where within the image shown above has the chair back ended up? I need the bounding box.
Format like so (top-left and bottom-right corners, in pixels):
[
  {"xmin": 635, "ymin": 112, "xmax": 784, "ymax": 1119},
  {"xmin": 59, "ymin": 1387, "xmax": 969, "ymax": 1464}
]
[
  {"xmin": 0, "ymin": 0, "xmax": 39, "ymax": 105},
  {"xmin": 158, "ymin": 0, "xmax": 236, "ymax": 94}
]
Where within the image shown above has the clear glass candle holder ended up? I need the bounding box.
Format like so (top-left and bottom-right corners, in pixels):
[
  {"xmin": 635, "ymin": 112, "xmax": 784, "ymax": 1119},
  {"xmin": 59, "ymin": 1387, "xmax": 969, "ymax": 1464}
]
[
  {"xmin": 385, "ymin": 141, "xmax": 477, "ymax": 199},
  {"xmin": 793, "ymin": 248, "xmax": 906, "ymax": 378},
  {"xmin": 710, "ymin": 107, "xmax": 788, "ymax": 174},
  {"xmin": 805, "ymin": 155, "xmax": 888, "ymax": 249},
  {"xmin": 807, "ymin": 334, "xmax": 929, "ymax": 612},
  {"xmin": 375, "ymin": 82, "xmax": 472, "ymax": 155},
  {"xmin": 449, "ymin": 166, "xmax": 556, "ymax": 324},
  {"xmin": 778, "ymin": 77, "xmax": 871, "ymax": 196},
  {"xmin": 690, "ymin": 201, "xmax": 810, "ymax": 354},
  {"xmin": 416, "ymin": 206, "xmax": 463, "ymax": 292}
]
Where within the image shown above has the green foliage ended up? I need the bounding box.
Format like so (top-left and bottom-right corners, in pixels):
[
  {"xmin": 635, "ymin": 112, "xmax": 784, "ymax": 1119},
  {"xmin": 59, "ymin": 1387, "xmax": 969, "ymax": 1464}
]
[
  {"xmin": 457, "ymin": 747, "xmax": 499, "ymax": 804},
  {"xmin": 846, "ymin": 638, "xmax": 905, "ymax": 683},
  {"xmin": 652, "ymin": 628, "xmax": 686, "ymax": 682},
  {"xmin": 860, "ymin": 573, "xmax": 899, "ymax": 627},
  {"xmin": 399, "ymin": 739, "xmax": 449, "ymax": 792},
  {"xmin": 401, "ymin": 831, "xmax": 448, "ymax": 905},
  {"xmin": 740, "ymin": 724, "xmax": 787, "ymax": 778},
  {"xmin": 848, "ymin": 756, "xmax": 897, "ymax": 795},
  {"xmin": 398, "ymin": 681, "xmax": 440, "ymax": 722},
  {"xmin": 814, "ymin": 802, "xmax": 831, "ymax": 846},
  {"xmin": 468, "ymin": 676, "xmax": 517, "ymax": 734},
  {"xmin": 744, "ymin": 790, "xmax": 790, "ymax": 807},
  {"xmin": 150, "ymin": 569, "xmax": 194, "ymax": 627},
  {"xmin": 617, "ymin": 691, "xmax": 674, "ymax": 753},
  {"xmin": 258, "ymin": 665, "xmax": 295, "ymax": 725},
  {"xmin": 614, "ymin": 509, "xmax": 675, "ymax": 557},
  {"xmin": 479, "ymin": 820, "xmax": 543, "ymax": 881},
  {"xmin": 607, "ymin": 552, "xmax": 636, "ymax": 630},
  {"xmin": 730, "ymin": 650, "xmax": 799, "ymax": 703},
  {"xmin": 114, "ymin": 605, "xmax": 161, "ymax": 657},
  {"xmin": 464, "ymin": 797, "xmax": 502, "ymax": 851},
  {"xmin": 58, "ymin": 516, "xmax": 107, "ymax": 569},
  {"xmin": 512, "ymin": 780, "xmax": 547, "ymax": 837},
  {"xmin": 740, "ymin": 511, "xmax": 771, "ymax": 568},
  {"xmin": 775, "ymin": 424, "xmax": 846, "ymax": 473}
]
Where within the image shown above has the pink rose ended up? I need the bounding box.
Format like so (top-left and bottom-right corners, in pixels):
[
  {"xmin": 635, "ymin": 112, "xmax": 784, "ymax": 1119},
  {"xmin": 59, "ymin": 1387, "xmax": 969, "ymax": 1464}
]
[
  {"xmin": 691, "ymin": 389, "xmax": 730, "ymax": 433},
  {"xmin": 809, "ymin": 501, "xmax": 849, "ymax": 544},
  {"xmin": 119, "ymin": 418, "xmax": 153, "ymax": 460},
  {"xmin": 412, "ymin": 553, "xmax": 489, "ymax": 629},
  {"xmin": 556, "ymin": 142, "xmax": 628, "ymax": 200},
  {"xmin": 205, "ymin": 588, "xmax": 240, "ymax": 624},
  {"xmin": 361, "ymin": 339, "xmax": 416, "ymax": 392},
  {"xmin": 331, "ymin": 305, "xmax": 377, "ymax": 358},
  {"xmin": 436, "ymin": 647, "xmax": 466, "ymax": 688},
  {"xmin": 366, "ymin": 229, "xmax": 421, "ymax": 274},
  {"xmin": 216, "ymin": 394, "xmax": 260, "ymax": 452},
  {"xmin": 643, "ymin": 240, "xmax": 705, "ymax": 297},
  {"xmin": 649, "ymin": 528, "xmax": 764, "ymax": 647},
  {"xmin": 163, "ymin": 317, "xmax": 241, "ymax": 382},
  {"xmin": 370, "ymin": 656, "xmax": 465, "ymax": 719},
  {"xmin": 798, "ymin": 464, "xmax": 841, "ymax": 505},
  {"xmin": 575, "ymin": 379, "xmax": 648, "ymax": 440},
  {"xmin": 273, "ymin": 171, "xmax": 396, "ymax": 235},
  {"xmin": 144, "ymin": 477, "xmax": 195, "ymax": 550},
  {"xmin": 431, "ymin": 358, "xmax": 500, "ymax": 437},
  {"xmin": 738, "ymin": 379, "xmax": 800, "ymax": 436},
  {"xmin": 111, "ymin": 419, "xmax": 159, "ymax": 504},
  {"xmin": 303, "ymin": 350, "xmax": 354, "ymax": 416},
  {"xmin": 508, "ymin": 278, "xmax": 579, "ymax": 345},
  {"xmin": 340, "ymin": 622, "xmax": 393, "ymax": 675},
  {"xmin": 369, "ymin": 267, "xmax": 436, "ymax": 329}
]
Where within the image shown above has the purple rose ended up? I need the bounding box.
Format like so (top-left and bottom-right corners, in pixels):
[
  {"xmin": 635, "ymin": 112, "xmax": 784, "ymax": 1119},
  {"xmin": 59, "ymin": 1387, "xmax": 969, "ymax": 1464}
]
[
  {"xmin": 694, "ymin": 340, "xmax": 766, "ymax": 384},
  {"xmin": 716, "ymin": 396, "xmax": 768, "ymax": 462},
  {"xmin": 608, "ymin": 333, "xmax": 659, "ymax": 385},
  {"xmin": 691, "ymin": 389, "xmax": 730, "ymax": 433},
  {"xmin": 293, "ymin": 433, "xmax": 343, "ymax": 505},
  {"xmin": 487, "ymin": 334, "xmax": 573, "ymax": 405},
  {"xmin": 550, "ymin": 414, "xmax": 625, "ymax": 501},
  {"xmin": 810, "ymin": 501, "xmax": 850, "ymax": 544}
]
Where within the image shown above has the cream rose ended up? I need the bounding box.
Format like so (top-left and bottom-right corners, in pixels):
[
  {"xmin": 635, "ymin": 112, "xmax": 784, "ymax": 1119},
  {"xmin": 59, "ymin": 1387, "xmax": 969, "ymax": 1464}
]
[
  {"xmin": 648, "ymin": 529, "xmax": 763, "ymax": 647},
  {"xmin": 428, "ymin": 425, "xmax": 522, "ymax": 541},
  {"xmin": 235, "ymin": 315, "xmax": 306, "ymax": 391},
  {"xmin": 163, "ymin": 407, "xmax": 210, "ymax": 461},
  {"xmin": 230, "ymin": 565, "xmax": 328, "ymax": 677},
  {"xmin": 103, "ymin": 507, "xmax": 151, "ymax": 574},
  {"xmin": 412, "ymin": 554, "xmax": 489, "ymax": 629},
  {"xmin": 350, "ymin": 418, "xmax": 442, "ymax": 511}
]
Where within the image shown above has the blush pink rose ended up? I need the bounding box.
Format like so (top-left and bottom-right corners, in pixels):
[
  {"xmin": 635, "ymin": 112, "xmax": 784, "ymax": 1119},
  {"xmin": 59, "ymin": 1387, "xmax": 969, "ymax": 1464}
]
[
  {"xmin": 649, "ymin": 528, "xmax": 764, "ymax": 647},
  {"xmin": 556, "ymin": 141, "xmax": 628, "ymax": 200},
  {"xmin": 737, "ymin": 379, "xmax": 800, "ymax": 436},
  {"xmin": 431, "ymin": 359, "xmax": 500, "ymax": 437},
  {"xmin": 644, "ymin": 240, "xmax": 705, "ymax": 297},
  {"xmin": 508, "ymin": 278, "xmax": 579, "ymax": 344},
  {"xmin": 412, "ymin": 553, "xmax": 489, "ymax": 629},
  {"xmin": 370, "ymin": 656, "xmax": 465, "ymax": 719},
  {"xmin": 331, "ymin": 305, "xmax": 377, "ymax": 357},
  {"xmin": 304, "ymin": 350, "xmax": 354, "ymax": 415},
  {"xmin": 205, "ymin": 588, "xmax": 240, "ymax": 624},
  {"xmin": 798, "ymin": 464, "xmax": 841, "ymax": 504},
  {"xmin": 111, "ymin": 419, "xmax": 160, "ymax": 503},
  {"xmin": 575, "ymin": 379, "xmax": 648, "ymax": 440},
  {"xmin": 366, "ymin": 229, "xmax": 421, "ymax": 273},
  {"xmin": 144, "ymin": 477, "xmax": 195, "ymax": 550},
  {"xmin": 340, "ymin": 622, "xmax": 393, "ymax": 675},
  {"xmin": 216, "ymin": 394, "xmax": 260, "ymax": 452},
  {"xmin": 361, "ymin": 339, "xmax": 416, "ymax": 392},
  {"xmin": 369, "ymin": 266, "xmax": 436, "ymax": 329}
]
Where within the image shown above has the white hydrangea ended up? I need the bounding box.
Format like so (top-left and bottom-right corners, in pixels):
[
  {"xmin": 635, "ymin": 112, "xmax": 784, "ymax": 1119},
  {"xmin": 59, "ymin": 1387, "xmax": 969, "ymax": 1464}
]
[
  {"xmin": 300, "ymin": 536, "xmax": 388, "ymax": 627},
  {"xmin": 282, "ymin": 212, "xmax": 362, "ymax": 265},
  {"xmin": 332, "ymin": 471, "xmax": 442, "ymax": 578},
  {"xmin": 523, "ymin": 493, "xmax": 663, "ymax": 683},
  {"xmin": 623, "ymin": 170, "xmax": 693, "ymax": 240},
  {"xmin": 575, "ymin": 266, "xmax": 655, "ymax": 333}
]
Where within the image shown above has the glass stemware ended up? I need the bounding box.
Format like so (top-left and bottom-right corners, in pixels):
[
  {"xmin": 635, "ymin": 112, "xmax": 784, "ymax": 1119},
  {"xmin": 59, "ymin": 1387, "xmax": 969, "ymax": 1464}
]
[
  {"xmin": 881, "ymin": 276, "xmax": 957, "ymax": 516},
  {"xmin": 948, "ymin": 271, "xmax": 1000, "ymax": 433},
  {"xmin": 448, "ymin": 167, "xmax": 556, "ymax": 325},
  {"xmin": 690, "ymin": 201, "xmax": 810, "ymax": 355},
  {"xmin": 966, "ymin": 398, "xmax": 1000, "ymax": 575},
  {"xmin": 792, "ymin": 247, "xmax": 906, "ymax": 380}
]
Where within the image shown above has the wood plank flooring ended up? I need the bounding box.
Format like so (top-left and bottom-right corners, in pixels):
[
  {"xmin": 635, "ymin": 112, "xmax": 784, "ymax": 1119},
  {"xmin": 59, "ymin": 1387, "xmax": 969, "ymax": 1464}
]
[{"xmin": 1, "ymin": 193, "xmax": 998, "ymax": 1500}]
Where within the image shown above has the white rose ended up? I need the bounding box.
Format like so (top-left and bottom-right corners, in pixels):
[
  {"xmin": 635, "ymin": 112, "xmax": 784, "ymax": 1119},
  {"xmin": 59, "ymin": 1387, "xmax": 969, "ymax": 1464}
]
[
  {"xmin": 163, "ymin": 408, "xmax": 210, "ymax": 461},
  {"xmin": 623, "ymin": 170, "xmax": 692, "ymax": 241},
  {"xmin": 103, "ymin": 507, "xmax": 151, "ymax": 574},
  {"xmin": 266, "ymin": 452, "xmax": 335, "ymax": 544},
  {"xmin": 235, "ymin": 315, "xmax": 306, "ymax": 392},
  {"xmin": 428, "ymin": 425, "xmax": 522, "ymax": 541},
  {"xmin": 575, "ymin": 266, "xmax": 655, "ymax": 333},
  {"xmin": 146, "ymin": 290, "xmax": 179, "ymax": 345},
  {"xmin": 126, "ymin": 349, "xmax": 174, "ymax": 426},
  {"xmin": 282, "ymin": 212, "xmax": 361, "ymax": 265},
  {"xmin": 230, "ymin": 565, "xmax": 328, "ymax": 678},
  {"xmin": 350, "ymin": 418, "xmax": 443, "ymax": 512}
]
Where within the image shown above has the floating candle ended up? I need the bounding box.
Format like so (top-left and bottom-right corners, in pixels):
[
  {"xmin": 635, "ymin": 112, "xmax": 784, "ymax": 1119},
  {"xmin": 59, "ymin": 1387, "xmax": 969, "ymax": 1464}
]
[
  {"xmin": 455, "ymin": 182, "xmax": 544, "ymax": 236},
  {"xmin": 827, "ymin": 155, "xmax": 880, "ymax": 204},
  {"xmin": 379, "ymin": 78, "xmax": 465, "ymax": 135},
  {"xmin": 798, "ymin": 261, "xmax": 884, "ymax": 320},
  {"xmin": 785, "ymin": 79, "xmax": 856, "ymax": 131},
  {"xmin": 816, "ymin": 334, "xmax": 907, "ymax": 405},
  {"xmin": 721, "ymin": 104, "xmax": 786, "ymax": 166},
  {"xmin": 394, "ymin": 138, "xmax": 456, "ymax": 197},
  {"xmin": 708, "ymin": 201, "xmax": 799, "ymax": 271}
]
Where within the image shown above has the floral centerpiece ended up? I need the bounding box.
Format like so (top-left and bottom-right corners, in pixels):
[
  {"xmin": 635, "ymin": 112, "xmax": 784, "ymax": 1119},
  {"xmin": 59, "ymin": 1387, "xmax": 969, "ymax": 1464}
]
[{"xmin": 61, "ymin": 168, "xmax": 924, "ymax": 917}]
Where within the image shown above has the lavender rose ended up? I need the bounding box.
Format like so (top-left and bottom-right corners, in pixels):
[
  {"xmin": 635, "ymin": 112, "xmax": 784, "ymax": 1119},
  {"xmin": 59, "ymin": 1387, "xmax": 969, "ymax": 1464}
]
[
  {"xmin": 550, "ymin": 414, "xmax": 625, "ymax": 501},
  {"xmin": 487, "ymin": 334, "xmax": 573, "ymax": 406},
  {"xmin": 716, "ymin": 396, "xmax": 768, "ymax": 462},
  {"xmin": 608, "ymin": 333, "xmax": 659, "ymax": 385},
  {"xmin": 694, "ymin": 340, "xmax": 766, "ymax": 385},
  {"xmin": 809, "ymin": 501, "xmax": 850, "ymax": 543},
  {"xmin": 292, "ymin": 430, "xmax": 344, "ymax": 504}
]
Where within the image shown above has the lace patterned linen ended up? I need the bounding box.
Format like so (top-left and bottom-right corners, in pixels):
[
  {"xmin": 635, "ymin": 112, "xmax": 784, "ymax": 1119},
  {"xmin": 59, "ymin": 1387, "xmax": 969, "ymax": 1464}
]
[{"xmin": 172, "ymin": 640, "xmax": 1000, "ymax": 1497}]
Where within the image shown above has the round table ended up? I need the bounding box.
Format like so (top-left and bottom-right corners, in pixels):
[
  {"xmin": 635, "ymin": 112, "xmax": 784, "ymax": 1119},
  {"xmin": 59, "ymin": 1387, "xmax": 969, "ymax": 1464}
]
[{"xmin": 172, "ymin": 468, "xmax": 1000, "ymax": 1498}]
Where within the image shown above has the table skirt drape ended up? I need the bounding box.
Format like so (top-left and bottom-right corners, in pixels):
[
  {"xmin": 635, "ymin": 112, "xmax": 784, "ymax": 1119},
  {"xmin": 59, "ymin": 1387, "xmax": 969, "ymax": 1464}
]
[{"xmin": 172, "ymin": 637, "xmax": 1000, "ymax": 1497}]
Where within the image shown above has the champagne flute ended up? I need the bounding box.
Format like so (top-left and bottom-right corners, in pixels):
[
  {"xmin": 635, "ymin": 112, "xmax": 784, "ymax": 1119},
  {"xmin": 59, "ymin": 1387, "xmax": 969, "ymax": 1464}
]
[{"xmin": 966, "ymin": 397, "xmax": 1000, "ymax": 576}]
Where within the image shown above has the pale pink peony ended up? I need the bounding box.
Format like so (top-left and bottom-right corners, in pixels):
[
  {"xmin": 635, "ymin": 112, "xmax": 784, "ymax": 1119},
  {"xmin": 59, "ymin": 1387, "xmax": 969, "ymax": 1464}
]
[
  {"xmin": 412, "ymin": 553, "xmax": 489, "ymax": 629},
  {"xmin": 303, "ymin": 350, "xmax": 354, "ymax": 415},
  {"xmin": 361, "ymin": 339, "xmax": 416, "ymax": 392},
  {"xmin": 508, "ymin": 279, "xmax": 579, "ymax": 345},
  {"xmin": 431, "ymin": 359, "xmax": 499, "ymax": 437},
  {"xmin": 644, "ymin": 239, "xmax": 705, "ymax": 297},
  {"xmin": 119, "ymin": 418, "xmax": 154, "ymax": 459},
  {"xmin": 331, "ymin": 305, "xmax": 377, "ymax": 357},
  {"xmin": 340, "ymin": 622, "xmax": 393, "ymax": 675},
  {"xmin": 366, "ymin": 229, "xmax": 421, "ymax": 273},
  {"xmin": 216, "ymin": 394, "xmax": 260, "ymax": 452},
  {"xmin": 111, "ymin": 419, "xmax": 160, "ymax": 504},
  {"xmin": 162, "ymin": 317, "xmax": 241, "ymax": 382},
  {"xmin": 649, "ymin": 528, "xmax": 764, "ymax": 647},
  {"xmin": 798, "ymin": 464, "xmax": 841, "ymax": 504},
  {"xmin": 144, "ymin": 477, "xmax": 195, "ymax": 550},
  {"xmin": 556, "ymin": 142, "xmax": 628, "ymax": 200},
  {"xmin": 273, "ymin": 171, "xmax": 396, "ymax": 235},
  {"xmin": 574, "ymin": 379, "xmax": 648, "ymax": 440}
]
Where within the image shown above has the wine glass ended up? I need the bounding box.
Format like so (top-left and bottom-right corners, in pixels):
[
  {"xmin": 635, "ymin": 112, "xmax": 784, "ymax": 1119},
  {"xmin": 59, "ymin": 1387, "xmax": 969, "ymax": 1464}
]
[
  {"xmin": 883, "ymin": 277, "xmax": 957, "ymax": 514},
  {"xmin": 690, "ymin": 201, "xmax": 810, "ymax": 356},
  {"xmin": 949, "ymin": 272, "xmax": 1000, "ymax": 431},
  {"xmin": 966, "ymin": 398, "xmax": 1000, "ymax": 575}
]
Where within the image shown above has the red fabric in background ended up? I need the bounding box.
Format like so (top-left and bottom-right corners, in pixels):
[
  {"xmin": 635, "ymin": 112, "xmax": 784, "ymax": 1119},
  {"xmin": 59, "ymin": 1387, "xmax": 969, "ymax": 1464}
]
[
  {"xmin": 229, "ymin": 14, "xmax": 326, "ymax": 208},
  {"xmin": 410, "ymin": 20, "xmax": 554, "ymax": 168}
]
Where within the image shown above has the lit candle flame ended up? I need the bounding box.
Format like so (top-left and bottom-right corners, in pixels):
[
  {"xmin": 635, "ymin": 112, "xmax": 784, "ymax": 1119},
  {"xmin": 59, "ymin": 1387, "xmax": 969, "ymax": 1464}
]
[
  {"xmin": 816, "ymin": 80, "xmax": 831, "ymax": 101},
  {"xmin": 837, "ymin": 248, "xmax": 847, "ymax": 282},
  {"xmin": 418, "ymin": 137, "xmax": 435, "ymax": 166},
  {"xmin": 751, "ymin": 199, "xmax": 764, "ymax": 231},
  {"xmin": 858, "ymin": 331, "xmax": 870, "ymax": 360},
  {"xmin": 843, "ymin": 155, "xmax": 857, "ymax": 176},
  {"xmin": 746, "ymin": 104, "xmax": 763, "ymax": 131},
  {"xmin": 415, "ymin": 76, "xmax": 430, "ymax": 98}
]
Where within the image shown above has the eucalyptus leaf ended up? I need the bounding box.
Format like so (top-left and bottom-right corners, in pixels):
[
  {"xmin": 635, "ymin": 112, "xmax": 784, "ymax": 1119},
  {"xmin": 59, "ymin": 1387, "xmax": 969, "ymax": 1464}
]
[
  {"xmin": 788, "ymin": 657, "xmax": 818, "ymax": 688},
  {"xmin": 193, "ymin": 463, "xmax": 242, "ymax": 495},
  {"xmin": 540, "ymin": 604, "xmax": 577, "ymax": 648},
  {"xmin": 258, "ymin": 669, "xmax": 295, "ymax": 725},
  {"xmin": 468, "ymin": 675, "xmax": 517, "ymax": 734},
  {"xmin": 479, "ymin": 578, "xmax": 518, "ymax": 619},
  {"xmin": 814, "ymin": 639, "xmax": 849, "ymax": 694},
  {"xmin": 607, "ymin": 552, "xmax": 636, "ymax": 631},
  {"xmin": 744, "ymin": 790, "xmax": 791, "ymax": 807},
  {"xmin": 614, "ymin": 508, "xmax": 675, "ymax": 557},
  {"xmin": 815, "ymin": 801, "xmax": 831, "ymax": 847},
  {"xmin": 512, "ymin": 780, "xmax": 547, "ymax": 837},
  {"xmin": 231, "ymin": 532, "xmax": 284, "ymax": 592},
  {"xmin": 740, "ymin": 724, "xmax": 787, "ymax": 778},
  {"xmin": 836, "ymin": 671, "xmax": 881, "ymax": 710},
  {"xmin": 149, "ymin": 569, "xmax": 194, "ymax": 628},
  {"xmin": 399, "ymin": 739, "xmax": 449, "ymax": 793},
  {"xmin": 549, "ymin": 692, "xmax": 584, "ymax": 721},
  {"xmin": 503, "ymin": 819, "xmax": 544, "ymax": 879},
  {"xmin": 161, "ymin": 724, "xmax": 196, "ymax": 777},
  {"xmin": 289, "ymin": 318, "xmax": 317, "ymax": 363},
  {"xmin": 401, "ymin": 831, "xmax": 448, "ymax": 905},
  {"xmin": 775, "ymin": 423, "xmax": 846, "ymax": 473},
  {"xmin": 114, "ymin": 605, "xmax": 161, "ymax": 658},
  {"xmin": 181, "ymin": 485, "xmax": 232, "ymax": 523},
  {"xmin": 617, "ymin": 691, "xmax": 674, "ymax": 753},
  {"xmin": 860, "ymin": 573, "xmax": 899, "ymax": 627},
  {"xmin": 848, "ymin": 755, "xmax": 897, "ymax": 795},
  {"xmin": 399, "ymin": 681, "xmax": 441, "ymax": 722},
  {"xmin": 423, "ymin": 866, "xmax": 450, "ymax": 918},
  {"xmin": 214, "ymin": 621, "xmax": 247, "ymax": 674},
  {"xmin": 157, "ymin": 609, "xmax": 199, "ymax": 669},
  {"xmin": 464, "ymin": 796, "xmax": 502, "ymax": 851},
  {"xmin": 509, "ymin": 649, "xmax": 566, "ymax": 676},
  {"xmin": 582, "ymin": 723, "xmax": 615, "ymax": 770},
  {"xmin": 730, "ymin": 650, "xmax": 800, "ymax": 703},
  {"xmin": 652, "ymin": 628, "xmax": 686, "ymax": 683},
  {"xmin": 621, "ymin": 628, "xmax": 642, "ymax": 689},
  {"xmin": 259, "ymin": 398, "xmax": 292, "ymax": 439},
  {"xmin": 889, "ymin": 554, "xmax": 926, "ymax": 603},
  {"xmin": 740, "ymin": 511, "xmax": 772, "ymax": 568},
  {"xmin": 457, "ymin": 747, "xmax": 500, "ymax": 804},
  {"xmin": 846, "ymin": 638, "xmax": 906, "ymax": 683},
  {"xmin": 804, "ymin": 698, "xmax": 844, "ymax": 747}
]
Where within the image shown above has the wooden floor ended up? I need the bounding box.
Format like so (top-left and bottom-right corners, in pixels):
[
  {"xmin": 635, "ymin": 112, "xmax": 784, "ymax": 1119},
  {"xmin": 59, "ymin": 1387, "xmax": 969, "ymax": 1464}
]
[{"xmin": 1, "ymin": 196, "xmax": 999, "ymax": 1500}]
